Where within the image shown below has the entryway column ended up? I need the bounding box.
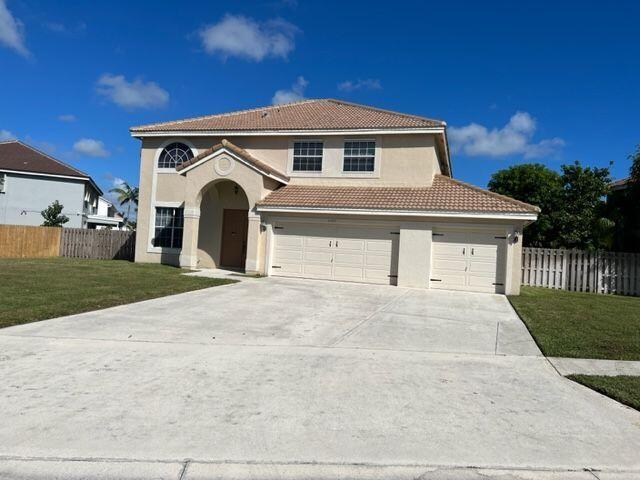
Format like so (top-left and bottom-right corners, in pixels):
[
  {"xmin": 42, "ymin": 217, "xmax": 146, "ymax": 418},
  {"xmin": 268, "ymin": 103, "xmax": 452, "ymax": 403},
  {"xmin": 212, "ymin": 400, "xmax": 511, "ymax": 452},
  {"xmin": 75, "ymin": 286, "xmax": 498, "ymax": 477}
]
[
  {"xmin": 244, "ymin": 211, "xmax": 262, "ymax": 274},
  {"xmin": 397, "ymin": 222, "xmax": 431, "ymax": 288},
  {"xmin": 179, "ymin": 206, "xmax": 200, "ymax": 269}
]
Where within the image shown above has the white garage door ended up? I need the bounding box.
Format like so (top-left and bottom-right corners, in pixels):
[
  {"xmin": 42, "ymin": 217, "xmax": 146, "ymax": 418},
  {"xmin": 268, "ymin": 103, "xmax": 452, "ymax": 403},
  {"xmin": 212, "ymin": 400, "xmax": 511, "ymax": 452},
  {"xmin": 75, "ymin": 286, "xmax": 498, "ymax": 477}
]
[
  {"xmin": 271, "ymin": 223, "xmax": 398, "ymax": 285},
  {"xmin": 430, "ymin": 229, "xmax": 506, "ymax": 293}
]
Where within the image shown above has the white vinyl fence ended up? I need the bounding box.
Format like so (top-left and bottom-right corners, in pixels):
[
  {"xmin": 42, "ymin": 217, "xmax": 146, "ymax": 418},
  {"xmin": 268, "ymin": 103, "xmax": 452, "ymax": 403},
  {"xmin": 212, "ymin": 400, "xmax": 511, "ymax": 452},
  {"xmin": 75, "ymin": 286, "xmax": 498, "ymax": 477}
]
[{"xmin": 522, "ymin": 247, "xmax": 640, "ymax": 296}]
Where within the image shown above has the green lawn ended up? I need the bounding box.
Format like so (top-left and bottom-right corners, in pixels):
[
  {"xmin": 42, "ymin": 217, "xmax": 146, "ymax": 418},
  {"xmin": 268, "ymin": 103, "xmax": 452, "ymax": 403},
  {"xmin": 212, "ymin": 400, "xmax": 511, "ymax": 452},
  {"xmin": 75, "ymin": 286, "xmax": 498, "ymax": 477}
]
[
  {"xmin": 508, "ymin": 286, "xmax": 640, "ymax": 361},
  {"xmin": 568, "ymin": 375, "xmax": 640, "ymax": 411},
  {"xmin": 0, "ymin": 258, "xmax": 235, "ymax": 329}
]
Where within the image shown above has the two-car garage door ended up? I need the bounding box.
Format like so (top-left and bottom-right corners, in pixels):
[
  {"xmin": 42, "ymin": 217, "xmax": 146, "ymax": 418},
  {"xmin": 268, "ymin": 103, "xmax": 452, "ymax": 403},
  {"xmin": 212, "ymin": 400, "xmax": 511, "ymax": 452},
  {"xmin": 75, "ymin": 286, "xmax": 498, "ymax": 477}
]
[
  {"xmin": 429, "ymin": 229, "xmax": 506, "ymax": 293},
  {"xmin": 271, "ymin": 223, "xmax": 398, "ymax": 285}
]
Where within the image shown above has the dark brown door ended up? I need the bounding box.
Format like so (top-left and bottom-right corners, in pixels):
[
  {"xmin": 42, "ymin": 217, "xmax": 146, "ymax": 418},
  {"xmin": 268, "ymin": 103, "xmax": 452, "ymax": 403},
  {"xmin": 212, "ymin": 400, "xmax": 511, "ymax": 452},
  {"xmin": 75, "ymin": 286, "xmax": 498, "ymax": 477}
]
[{"xmin": 220, "ymin": 209, "xmax": 249, "ymax": 268}]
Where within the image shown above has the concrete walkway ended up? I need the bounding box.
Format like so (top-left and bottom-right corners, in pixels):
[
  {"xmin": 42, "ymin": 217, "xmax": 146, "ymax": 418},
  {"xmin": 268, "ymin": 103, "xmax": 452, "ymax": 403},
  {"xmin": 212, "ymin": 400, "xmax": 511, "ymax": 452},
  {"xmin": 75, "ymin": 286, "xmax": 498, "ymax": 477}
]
[
  {"xmin": 1, "ymin": 277, "xmax": 639, "ymax": 479},
  {"xmin": 550, "ymin": 357, "xmax": 640, "ymax": 376}
]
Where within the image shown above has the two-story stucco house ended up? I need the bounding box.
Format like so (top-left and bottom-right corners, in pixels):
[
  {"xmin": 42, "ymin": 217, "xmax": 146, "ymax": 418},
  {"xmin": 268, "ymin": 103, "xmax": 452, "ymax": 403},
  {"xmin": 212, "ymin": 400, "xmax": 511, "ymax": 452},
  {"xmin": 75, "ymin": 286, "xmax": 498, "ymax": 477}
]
[
  {"xmin": 0, "ymin": 140, "xmax": 102, "ymax": 228},
  {"xmin": 130, "ymin": 99, "xmax": 538, "ymax": 294}
]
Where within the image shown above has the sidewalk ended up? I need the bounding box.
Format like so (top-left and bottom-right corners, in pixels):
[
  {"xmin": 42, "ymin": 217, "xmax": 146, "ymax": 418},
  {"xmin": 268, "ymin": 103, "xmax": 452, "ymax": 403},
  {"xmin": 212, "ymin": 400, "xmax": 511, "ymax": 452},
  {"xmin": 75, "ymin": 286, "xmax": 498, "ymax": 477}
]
[{"xmin": 549, "ymin": 357, "xmax": 640, "ymax": 376}]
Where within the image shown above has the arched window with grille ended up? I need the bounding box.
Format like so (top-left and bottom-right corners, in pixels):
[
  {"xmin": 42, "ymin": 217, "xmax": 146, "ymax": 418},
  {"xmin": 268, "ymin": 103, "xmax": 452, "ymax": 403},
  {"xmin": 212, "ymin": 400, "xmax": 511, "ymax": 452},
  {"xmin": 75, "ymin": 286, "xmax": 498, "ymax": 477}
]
[{"xmin": 157, "ymin": 142, "xmax": 194, "ymax": 169}]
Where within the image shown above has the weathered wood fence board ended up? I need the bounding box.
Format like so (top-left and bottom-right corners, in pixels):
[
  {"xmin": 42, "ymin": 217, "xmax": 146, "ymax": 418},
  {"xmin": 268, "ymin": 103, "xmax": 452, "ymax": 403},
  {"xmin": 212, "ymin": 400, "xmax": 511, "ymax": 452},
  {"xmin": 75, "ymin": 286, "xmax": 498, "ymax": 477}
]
[
  {"xmin": 522, "ymin": 247, "xmax": 640, "ymax": 296},
  {"xmin": 0, "ymin": 224, "xmax": 135, "ymax": 260},
  {"xmin": 0, "ymin": 224, "xmax": 61, "ymax": 258},
  {"xmin": 60, "ymin": 228, "xmax": 135, "ymax": 260}
]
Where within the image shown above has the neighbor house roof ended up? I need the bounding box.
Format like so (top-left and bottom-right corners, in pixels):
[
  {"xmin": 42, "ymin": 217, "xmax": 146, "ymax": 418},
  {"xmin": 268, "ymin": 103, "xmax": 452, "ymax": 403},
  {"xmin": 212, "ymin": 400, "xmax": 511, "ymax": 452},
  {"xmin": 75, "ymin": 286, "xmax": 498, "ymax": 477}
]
[
  {"xmin": 610, "ymin": 177, "xmax": 630, "ymax": 191},
  {"xmin": 130, "ymin": 98, "xmax": 445, "ymax": 133},
  {"xmin": 0, "ymin": 140, "xmax": 102, "ymax": 194},
  {"xmin": 175, "ymin": 139, "xmax": 290, "ymax": 183},
  {"xmin": 257, "ymin": 175, "xmax": 539, "ymax": 215}
]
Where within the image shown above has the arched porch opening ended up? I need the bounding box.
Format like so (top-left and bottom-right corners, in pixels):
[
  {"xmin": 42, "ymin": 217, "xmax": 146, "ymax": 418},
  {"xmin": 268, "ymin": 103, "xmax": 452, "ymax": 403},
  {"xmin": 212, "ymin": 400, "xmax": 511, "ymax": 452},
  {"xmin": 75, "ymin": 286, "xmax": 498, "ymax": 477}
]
[{"xmin": 197, "ymin": 179, "xmax": 250, "ymax": 270}]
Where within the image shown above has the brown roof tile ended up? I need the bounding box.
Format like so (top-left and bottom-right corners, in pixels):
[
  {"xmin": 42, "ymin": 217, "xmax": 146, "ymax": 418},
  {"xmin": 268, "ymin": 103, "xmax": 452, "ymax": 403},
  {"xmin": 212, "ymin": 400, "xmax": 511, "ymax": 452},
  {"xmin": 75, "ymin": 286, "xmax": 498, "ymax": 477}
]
[
  {"xmin": 131, "ymin": 98, "xmax": 445, "ymax": 133},
  {"xmin": 0, "ymin": 140, "xmax": 90, "ymax": 178},
  {"xmin": 176, "ymin": 139, "xmax": 289, "ymax": 183},
  {"xmin": 257, "ymin": 175, "xmax": 539, "ymax": 214}
]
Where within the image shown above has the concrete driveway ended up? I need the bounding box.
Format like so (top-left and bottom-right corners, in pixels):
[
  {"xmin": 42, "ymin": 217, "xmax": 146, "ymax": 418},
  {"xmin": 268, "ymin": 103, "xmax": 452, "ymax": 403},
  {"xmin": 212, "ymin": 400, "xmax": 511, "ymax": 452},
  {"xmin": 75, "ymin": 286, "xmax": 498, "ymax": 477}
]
[{"xmin": 1, "ymin": 278, "xmax": 639, "ymax": 479}]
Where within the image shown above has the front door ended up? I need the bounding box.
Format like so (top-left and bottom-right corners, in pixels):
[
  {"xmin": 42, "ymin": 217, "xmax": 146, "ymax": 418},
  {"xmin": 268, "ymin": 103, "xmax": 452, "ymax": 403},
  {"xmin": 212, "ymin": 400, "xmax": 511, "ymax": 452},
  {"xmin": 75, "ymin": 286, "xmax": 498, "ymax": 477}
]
[{"xmin": 220, "ymin": 209, "xmax": 248, "ymax": 268}]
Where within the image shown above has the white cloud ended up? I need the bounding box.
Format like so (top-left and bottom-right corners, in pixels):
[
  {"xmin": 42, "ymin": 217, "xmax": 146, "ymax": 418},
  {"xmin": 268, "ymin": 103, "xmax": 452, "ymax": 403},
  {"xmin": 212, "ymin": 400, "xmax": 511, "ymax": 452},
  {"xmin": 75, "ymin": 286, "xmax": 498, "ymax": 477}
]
[
  {"xmin": 272, "ymin": 76, "xmax": 308, "ymax": 105},
  {"xmin": 58, "ymin": 114, "xmax": 76, "ymax": 122},
  {"xmin": 199, "ymin": 14, "xmax": 299, "ymax": 61},
  {"xmin": 337, "ymin": 78, "xmax": 382, "ymax": 92},
  {"xmin": 73, "ymin": 138, "xmax": 109, "ymax": 157},
  {"xmin": 96, "ymin": 74, "xmax": 169, "ymax": 110},
  {"xmin": 448, "ymin": 112, "xmax": 565, "ymax": 159},
  {"xmin": 0, "ymin": 129, "xmax": 16, "ymax": 141},
  {"xmin": 112, "ymin": 176, "xmax": 126, "ymax": 188},
  {"xmin": 0, "ymin": 0, "xmax": 29, "ymax": 57}
]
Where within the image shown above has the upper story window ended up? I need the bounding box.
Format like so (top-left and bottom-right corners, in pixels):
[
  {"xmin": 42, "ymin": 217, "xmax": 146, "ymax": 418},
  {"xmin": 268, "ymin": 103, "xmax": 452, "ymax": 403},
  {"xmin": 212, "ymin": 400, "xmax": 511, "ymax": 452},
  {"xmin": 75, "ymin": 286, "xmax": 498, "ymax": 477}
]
[
  {"xmin": 158, "ymin": 142, "xmax": 193, "ymax": 169},
  {"xmin": 0, "ymin": 173, "xmax": 5, "ymax": 193},
  {"xmin": 292, "ymin": 141, "xmax": 323, "ymax": 172},
  {"xmin": 343, "ymin": 140, "xmax": 375, "ymax": 172}
]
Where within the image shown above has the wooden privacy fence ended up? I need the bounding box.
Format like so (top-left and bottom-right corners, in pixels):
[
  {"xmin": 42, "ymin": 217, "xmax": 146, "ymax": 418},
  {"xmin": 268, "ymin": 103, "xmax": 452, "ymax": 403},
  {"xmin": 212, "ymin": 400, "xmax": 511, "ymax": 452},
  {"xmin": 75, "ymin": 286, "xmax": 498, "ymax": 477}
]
[
  {"xmin": 0, "ymin": 224, "xmax": 135, "ymax": 261},
  {"xmin": 60, "ymin": 228, "xmax": 135, "ymax": 260},
  {"xmin": 0, "ymin": 224, "xmax": 61, "ymax": 258},
  {"xmin": 522, "ymin": 247, "xmax": 640, "ymax": 296}
]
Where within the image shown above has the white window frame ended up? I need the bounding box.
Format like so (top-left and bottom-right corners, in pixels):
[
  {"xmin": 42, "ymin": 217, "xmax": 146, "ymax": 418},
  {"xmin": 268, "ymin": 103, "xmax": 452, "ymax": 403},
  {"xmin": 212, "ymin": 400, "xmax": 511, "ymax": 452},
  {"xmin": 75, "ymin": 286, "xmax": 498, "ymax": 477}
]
[
  {"xmin": 287, "ymin": 139, "xmax": 324, "ymax": 176},
  {"xmin": 342, "ymin": 139, "xmax": 377, "ymax": 174},
  {"xmin": 147, "ymin": 201, "xmax": 184, "ymax": 254},
  {"xmin": 154, "ymin": 138, "xmax": 198, "ymax": 174},
  {"xmin": 341, "ymin": 138, "xmax": 380, "ymax": 178}
]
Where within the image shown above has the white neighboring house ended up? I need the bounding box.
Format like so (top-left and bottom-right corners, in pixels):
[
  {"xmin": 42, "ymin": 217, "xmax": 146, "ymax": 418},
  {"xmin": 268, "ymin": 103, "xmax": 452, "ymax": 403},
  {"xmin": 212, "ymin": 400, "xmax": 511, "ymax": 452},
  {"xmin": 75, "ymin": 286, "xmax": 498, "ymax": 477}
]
[
  {"xmin": 0, "ymin": 140, "xmax": 102, "ymax": 228},
  {"xmin": 86, "ymin": 197, "xmax": 126, "ymax": 230}
]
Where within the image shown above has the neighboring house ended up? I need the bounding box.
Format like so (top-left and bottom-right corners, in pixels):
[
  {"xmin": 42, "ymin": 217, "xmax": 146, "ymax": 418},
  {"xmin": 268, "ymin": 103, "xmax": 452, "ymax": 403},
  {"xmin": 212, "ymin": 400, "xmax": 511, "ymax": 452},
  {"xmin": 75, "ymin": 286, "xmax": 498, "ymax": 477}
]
[
  {"xmin": 130, "ymin": 99, "xmax": 539, "ymax": 294},
  {"xmin": 0, "ymin": 140, "xmax": 102, "ymax": 228},
  {"xmin": 609, "ymin": 177, "xmax": 630, "ymax": 192},
  {"xmin": 86, "ymin": 197, "xmax": 126, "ymax": 230}
]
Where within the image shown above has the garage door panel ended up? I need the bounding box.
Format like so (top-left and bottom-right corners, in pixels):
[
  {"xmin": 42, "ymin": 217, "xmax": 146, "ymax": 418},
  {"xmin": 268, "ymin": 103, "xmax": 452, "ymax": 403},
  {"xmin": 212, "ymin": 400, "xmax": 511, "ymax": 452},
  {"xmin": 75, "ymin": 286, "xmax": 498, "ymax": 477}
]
[
  {"xmin": 431, "ymin": 229, "xmax": 505, "ymax": 294},
  {"xmin": 431, "ymin": 273, "xmax": 466, "ymax": 288},
  {"xmin": 276, "ymin": 249, "xmax": 303, "ymax": 262},
  {"xmin": 367, "ymin": 239, "xmax": 393, "ymax": 253},
  {"xmin": 433, "ymin": 258, "xmax": 466, "ymax": 272},
  {"xmin": 432, "ymin": 243, "xmax": 465, "ymax": 258},
  {"xmin": 366, "ymin": 254, "xmax": 392, "ymax": 267},
  {"xmin": 272, "ymin": 223, "xmax": 397, "ymax": 285},
  {"xmin": 336, "ymin": 239, "xmax": 366, "ymax": 251},
  {"xmin": 302, "ymin": 264, "xmax": 333, "ymax": 278}
]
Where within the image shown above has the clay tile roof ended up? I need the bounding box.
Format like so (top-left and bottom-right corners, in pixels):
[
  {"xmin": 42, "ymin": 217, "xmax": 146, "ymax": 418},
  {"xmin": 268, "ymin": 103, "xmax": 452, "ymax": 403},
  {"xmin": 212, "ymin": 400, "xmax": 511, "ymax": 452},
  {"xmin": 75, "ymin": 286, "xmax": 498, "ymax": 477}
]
[
  {"xmin": 176, "ymin": 139, "xmax": 289, "ymax": 183},
  {"xmin": 257, "ymin": 175, "xmax": 540, "ymax": 214},
  {"xmin": 0, "ymin": 140, "xmax": 90, "ymax": 178},
  {"xmin": 130, "ymin": 98, "xmax": 445, "ymax": 133}
]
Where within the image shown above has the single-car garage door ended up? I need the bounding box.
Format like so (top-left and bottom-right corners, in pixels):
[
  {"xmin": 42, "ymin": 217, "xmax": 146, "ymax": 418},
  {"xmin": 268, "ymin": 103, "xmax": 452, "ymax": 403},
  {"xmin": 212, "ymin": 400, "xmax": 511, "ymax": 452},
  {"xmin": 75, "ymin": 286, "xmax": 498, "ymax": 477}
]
[
  {"xmin": 429, "ymin": 228, "xmax": 506, "ymax": 293},
  {"xmin": 271, "ymin": 223, "xmax": 398, "ymax": 285}
]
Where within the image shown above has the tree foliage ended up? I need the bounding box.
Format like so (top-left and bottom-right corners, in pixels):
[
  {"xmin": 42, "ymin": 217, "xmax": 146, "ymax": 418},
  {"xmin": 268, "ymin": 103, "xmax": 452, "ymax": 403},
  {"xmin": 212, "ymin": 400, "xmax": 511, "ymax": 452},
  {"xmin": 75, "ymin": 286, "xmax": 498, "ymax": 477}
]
[
  {"xmin": 109, "ymin": 181, "xmax": 139, "ymax": 229},
  {"xmin": 41, "ymin": 200, "xmax": 69, "ymax": 227},
  {"xmin": 489, "ymin": 161, "xmax": 612, "ymax": 249},
  {"xmin": 607, "ymin": 145, "xmax": 640, "ymax": 252},
  {"xmin": 555, "ymin": 162, "xmax": 612, "ymax": 249},
  {"xmin": 488, "ymin": 164, "xmax": 562, "ymax": 247}
]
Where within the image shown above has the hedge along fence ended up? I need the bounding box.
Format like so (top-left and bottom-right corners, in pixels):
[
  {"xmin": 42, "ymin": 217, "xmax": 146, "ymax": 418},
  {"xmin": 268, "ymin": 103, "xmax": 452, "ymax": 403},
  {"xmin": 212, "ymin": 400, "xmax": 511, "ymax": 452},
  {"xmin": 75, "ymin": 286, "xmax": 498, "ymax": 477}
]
[
  {"xmin": 522, "ymin": 247, "xmax": 640, "ymax": 296},
  {"xmin": 0, "ymin": 224, "xmax": 135, "ymax": 261}
]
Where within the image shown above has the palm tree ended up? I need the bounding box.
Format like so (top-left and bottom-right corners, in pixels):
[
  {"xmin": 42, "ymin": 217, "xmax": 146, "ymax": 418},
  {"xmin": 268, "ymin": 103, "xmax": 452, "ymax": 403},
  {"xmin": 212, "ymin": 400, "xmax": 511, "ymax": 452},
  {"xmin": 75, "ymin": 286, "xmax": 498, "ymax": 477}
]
[{"xmin": 109, "ymin": 182, "xmax": 139, "ymax": 229}]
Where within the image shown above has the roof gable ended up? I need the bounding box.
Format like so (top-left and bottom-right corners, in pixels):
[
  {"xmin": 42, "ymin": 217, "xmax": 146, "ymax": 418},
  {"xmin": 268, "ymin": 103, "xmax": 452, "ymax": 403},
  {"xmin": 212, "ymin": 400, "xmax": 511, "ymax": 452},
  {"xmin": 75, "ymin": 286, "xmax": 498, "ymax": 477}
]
[
  {"xmin": 130, "ymin": 98, "xmax": 445, "ymax": 133},
  {"xmin": 0, "ymin": 140, "xmax": 89, "ymax": 178},
  {"xmin": 0, "ymin": 141, "xmax": 102, "ymax": 195},
  {"xmin": 176, "ymin": 139, "xmax": 289, "ymax": 184}
]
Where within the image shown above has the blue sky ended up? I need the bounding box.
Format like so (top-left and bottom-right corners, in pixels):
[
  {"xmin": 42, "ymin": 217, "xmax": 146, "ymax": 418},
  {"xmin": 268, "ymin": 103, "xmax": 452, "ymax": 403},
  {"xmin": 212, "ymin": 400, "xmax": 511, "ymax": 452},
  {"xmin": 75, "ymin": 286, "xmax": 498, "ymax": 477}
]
[{"xmin": 1, "ymin": 0, "xmax": 638, "ymax": 201}]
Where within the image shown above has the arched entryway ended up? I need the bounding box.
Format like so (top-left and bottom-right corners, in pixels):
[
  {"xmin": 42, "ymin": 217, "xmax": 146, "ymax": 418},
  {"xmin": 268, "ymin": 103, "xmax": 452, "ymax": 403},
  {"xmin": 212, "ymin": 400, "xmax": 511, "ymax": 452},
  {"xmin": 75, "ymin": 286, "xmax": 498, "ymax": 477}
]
[{"xmin": 197, "ymin": 180, "xmax": 250, "ymax": 270}]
